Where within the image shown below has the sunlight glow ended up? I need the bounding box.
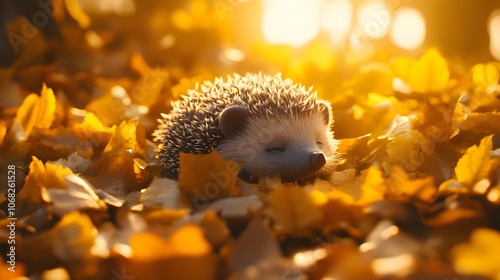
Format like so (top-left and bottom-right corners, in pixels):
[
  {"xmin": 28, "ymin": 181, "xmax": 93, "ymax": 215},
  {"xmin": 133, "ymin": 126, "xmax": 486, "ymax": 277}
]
[
  {"xmin": 262, "ymin": 0, "xmax": 321, "ymax": 47},
  {"xmin": 489, "ymin": 10, "xmax": 500, "ymax": 61},
  {"xmin": 322, "ymin": 0, "xmax": 353, "ymax": 44},
  {"xmin": 357, "ymin": 1, "xmax": 391, "ymax": 39},
  {"xmin": 390, "ymin": 8, "xmax": 426, "ymax": 49}
]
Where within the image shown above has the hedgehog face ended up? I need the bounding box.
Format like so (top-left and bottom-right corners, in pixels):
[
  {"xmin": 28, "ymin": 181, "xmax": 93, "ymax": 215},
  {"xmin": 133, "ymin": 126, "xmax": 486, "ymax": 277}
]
[{"xmin": 217, "ymin": 105, "xmax": 338, "ymax": 182}]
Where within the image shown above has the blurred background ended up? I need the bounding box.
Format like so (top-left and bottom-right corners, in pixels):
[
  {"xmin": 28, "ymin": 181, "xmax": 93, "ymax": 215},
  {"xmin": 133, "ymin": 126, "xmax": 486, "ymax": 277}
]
[{"xmin": 0, "ymin": 0, "xmax": 499, "ymax": 138}]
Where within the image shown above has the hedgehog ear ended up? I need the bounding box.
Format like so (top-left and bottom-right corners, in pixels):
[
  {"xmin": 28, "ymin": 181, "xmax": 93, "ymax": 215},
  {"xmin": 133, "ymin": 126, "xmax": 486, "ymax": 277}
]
[
  {"xmin": 220, "ymin": 106, "xmax": 250, "ymax": 139},
  {"xmin": 317, "ymin": 101, "xmax": 332, "ymax": 125}
]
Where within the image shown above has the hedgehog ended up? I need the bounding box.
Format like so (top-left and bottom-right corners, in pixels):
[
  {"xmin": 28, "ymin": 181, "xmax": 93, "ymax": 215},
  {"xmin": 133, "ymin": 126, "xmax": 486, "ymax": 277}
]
[{"xmin": 153, "ymin": 73, "xmax": 339, "ymax": 182}]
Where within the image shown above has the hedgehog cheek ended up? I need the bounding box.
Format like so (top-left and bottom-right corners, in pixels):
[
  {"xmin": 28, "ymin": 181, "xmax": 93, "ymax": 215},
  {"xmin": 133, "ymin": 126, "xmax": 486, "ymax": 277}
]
[{"xmin": 219, "ymin": 106, "xmax": 250, "ymax": 139}]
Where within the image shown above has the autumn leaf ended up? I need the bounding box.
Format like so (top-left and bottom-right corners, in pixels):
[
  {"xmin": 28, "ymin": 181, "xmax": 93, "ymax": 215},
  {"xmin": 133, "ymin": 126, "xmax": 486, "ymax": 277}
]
[
  {"xmin": 16, "ymin": 84, "xmax": 56, "ymax": 138},
  {"xmin": 231, "ymin": 217, "xmax": 282, "ymax": 273},
  {"xmin": 387, "ymin": 166, "xmax": 437, "ymax": 203},
  {"xmin": 0, "ymin": 256, "xmax": 26, "ymax": 279},
  {"xmin": 408, "ymin": 48, "xmax": 450, "ymax": 93},
  {"xmin": 18, "ymin": 156, "xmax": 73, "ymax": 206},
  {"xmin": 103, "ymin": 118, "xmax": 145, "ymax": 156},
  {"xmin": 451, "ymin": 228, "xmax": 500, "ymax": 279},
  {"xmin": 472, "ymin": 63, "xmax": 499, "ymax": 87},
  {"xmin": 43, "ymin": 174, "xmax": 107, "ymax": 216},
  {"xmin": 178, "ymin": 149, "xmax": 241, "ymax": 209},
  {"xmin": 0, "ymin": 121, "xmax": 6, "ymax": 147},
  {"xmin": 84, "ymin": 150, "xmax": 144, "ymax": 195},
  {"xmin": 128, "ymin": 225, "xmax": 218, "ymax": 280},
  {"xmin": 140, "ymin": 177, "xmax": 187, "ymax": 210},
  {"xmin": 385, "ymin": 130, "xmax": 435, "ymax": 172},
  {"xmin": 66, "ymin": 0, "xmax": 91, "ymax": 29},
  {"xmin": 19, "ymin": 211, "xmax": 99, "ymax": 278},
  {"xmin": 392, "ymin": 56, "xmax": 416, "ymax": 82},
  {"xmin": 344, "ymin": 62, "xmax": 394, "ymax": 95},
  {"xmin": 267, "ymin": 185, "xmax": 326, "ymax": 232},
  {"xmin": 358, "ymin": 166, "xmax": 387, "ymax": 205},
  {"xmin": 454, "ymin": 135, "xmax": 494, "ymax": 188}
]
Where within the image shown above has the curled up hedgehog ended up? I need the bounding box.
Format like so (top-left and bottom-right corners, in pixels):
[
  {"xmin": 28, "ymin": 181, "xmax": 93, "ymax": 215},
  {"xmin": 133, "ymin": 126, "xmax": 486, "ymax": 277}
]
[{"xmin": 153, "ymin": 73, "xmax": 339, "ymax": 182}]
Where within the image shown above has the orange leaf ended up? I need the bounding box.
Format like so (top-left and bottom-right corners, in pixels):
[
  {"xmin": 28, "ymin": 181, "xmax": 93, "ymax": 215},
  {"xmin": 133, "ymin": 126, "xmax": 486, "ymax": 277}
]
[
  {"xmin": 103, "ymin": 118, "xmax": 145, "ymax": 156},
  {"xmin": 408, "ymin": 48, "xmax": 450, "ymax": 93},
  {"xmin": 16, "ymin": 85, "xmax": 56, "ymax": 137},
  {"xmin": 178, "ymin": 149, "xmax": 240, "ymax": 209},
  {"xmin": 18, "ymin": 156, "xmax": 73, "ymax": 205},
  {"xmin": 451, "ymin": 228, "xmax": 500, "ymax": 279},
  {"xmin": 128, "ymin": 225, "xmax": 217, "ymax": 280},
  {"xmin": 454, "ymin": 135, "xmax": 494, "ymax": 188},
  {"xmin": 358, "ymin": 167, "xmax": 387, "ymax": 205},
  {"xmin": 267, "ymin": 185, "xmax": 325, "ymax": 231}
]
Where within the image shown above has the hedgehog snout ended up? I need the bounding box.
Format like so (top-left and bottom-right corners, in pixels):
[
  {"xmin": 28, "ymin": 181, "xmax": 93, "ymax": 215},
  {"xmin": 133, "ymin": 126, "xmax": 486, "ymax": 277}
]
[{"xmin": 310, "ymin": 152, "xmax": 326, "ymax": 170}]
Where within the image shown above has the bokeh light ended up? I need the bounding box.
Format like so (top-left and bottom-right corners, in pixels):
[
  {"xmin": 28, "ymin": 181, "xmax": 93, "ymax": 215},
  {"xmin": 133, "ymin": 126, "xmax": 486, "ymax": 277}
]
[
  {"xmin": 322, "ymin": 0, "xmax": 353, "ymax": 44},
  {"xmin": 261, "ymin": 0, "xmax": 321, "ymax": 47},
  {"xmin": 76, "ymin": 0, "xmax": 135, "ymax": 15},
  {"xmin": 357, "ymin": 1, "xmax": 391, "ymax": 39},
  {"xmin": 390, "ymin": 8, "xmax": 426, "ymax": 50},
  {"xmin": 489, "ymin": 9, "xmax": 500, "ymax": 60}
]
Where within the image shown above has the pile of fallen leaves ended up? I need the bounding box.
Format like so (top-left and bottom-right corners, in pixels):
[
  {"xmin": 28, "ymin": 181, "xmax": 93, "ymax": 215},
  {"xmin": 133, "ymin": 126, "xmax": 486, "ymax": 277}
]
[
  {"xmin": 0, "ymin": 46, "xmax": 499, "ymax": 279},
  {"xmin": 0, "ymin": 1, "xmax": 500, "ymax": 279}
]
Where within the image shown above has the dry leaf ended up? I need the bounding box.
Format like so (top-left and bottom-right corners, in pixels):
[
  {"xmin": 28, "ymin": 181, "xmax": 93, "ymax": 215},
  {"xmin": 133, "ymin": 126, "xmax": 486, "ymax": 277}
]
[
  {"xmin": 18, "ymin": 156, "xmax": 73, "ymax": 206},
  {"xmin": 267, "ymin": 185, "xmax": 325, "ymax": 232},
  {"xmin": 43, "ymin": 174, "xmax": 106, "ymax": 216},
  {"xmin": 140, "ymin": 177, "xmax": 187, "ymax": 210},
  {"xmin": 408, "ymin": 48, "xmax": 450, "ymax": 93},
  {"xmin": 15, "ymin": 85, "xmax": 56, "ymax": 138},
  {"xmin": 0, "ymin": 121, "xmax": 7, "ymax": 147},
  {"xmin": 127, "ymin": 225, "xmax": 218, "ymax": 280},
  {"xmin": 232, "ymin": 217, "xmax": 281, "ymax": 272},
  {"xmin": 451, "ymin": 228, "xmax": 500, "ymax": 279},
  {"xmin": 19, "ymin": 211, "xmax": 99, "ymax": 278},
  {"xmin": 472, "ymin": 63, "xmax": 499, "ymax": 87},
  {"xmin": 178, "ymin": 149, "xmax": 241, "ymax": 209},
  {"xmin": 385, "ymin": 130, "xmax": 435, "ymax": 172},
  {"xmin": 358, "ymin": 167, "xmax": 387, "ymax": 205},
  {"xmin": 455, "ymin": 135, "xmax": 494, "ymax": 188},
  {"xmin": 387, "ymin": 166, "xmax": 437, "ymax": 203},
  {"xmin": 103, "ymin": 118, "xmax": 145, "ymax": 156}
]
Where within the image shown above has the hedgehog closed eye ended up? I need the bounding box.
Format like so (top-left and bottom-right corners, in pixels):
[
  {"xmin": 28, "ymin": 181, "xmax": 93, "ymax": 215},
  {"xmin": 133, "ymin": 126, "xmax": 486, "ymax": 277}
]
[{"xmin": 266, "ymin": 147, "xmax": 285, "ymax": 152}]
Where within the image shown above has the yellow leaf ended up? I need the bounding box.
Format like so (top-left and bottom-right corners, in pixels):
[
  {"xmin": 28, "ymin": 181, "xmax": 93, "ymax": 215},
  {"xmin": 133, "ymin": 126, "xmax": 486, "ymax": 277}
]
[
  {"xmin": 344, "ymin": 63, "xmax": 394, "ymax": 95},
  {"xmin": 322, "ymin": 186, "xmax": 363, "ymax": 231},
  {"xmin": 385, "ymin": 130, "xmax": 434, "ymax": 172},
  {"xmin": 267, "ymin": 185, "xmax": 325, "ymax": 231},
  {"xmin": 358, "ymin": 166, "xmax": 387, "ymax": 205},
  {"xmin": 128, "ymin": 225, "xmax": 217, "ymax": 280},
  {"xmin": 408, "ymin": 48, "xmax": 450, "ymax": 93},
  {"xmin": 130, "ymin": 52, "xmax": 150, "ymax": 76},
  {"xmin": 388, "ymin": 166, "xmax": 437, "ymax": 203},
  {"xmin": 103, "ymin": 118, "xmax": 145, "ymax": 155},
  {"xmin": 178, "ymin": 149, "xmax": 241, "ymax": 209},
  {"xmin": 74, "ymin": 112, "xmax": 111, "ymax": 132},
  {"xmin": 19, "ymin": 211, "xmax": 98, "ymax": 278},
  {"xmin": 0, "ymin": 121, "xmax": 6, "ymax": 147},
  {"xmin": 455, "ymin": 135, "xmax": 494, "ymax": 187},
  {"xmin": 16, "ymin": 85, "xmax": 56, "ymax": 137},
  {"xmin": 18, "ymin": 156, "xmax": 73, "ymax": 205},
  {"xmin": 472, "ymin": 63, "xmax": 499, "ymax": 87},
  {"xmin": 66, "ymin": 0, "xmax": 91, "ymax": 29},
  {"xmin": 451, "ymin": 228, "xmax": 500, "ymax": 279},
  {"xmin": 392, "ymin": 56, "xmax": 416, "ymax": 81}
]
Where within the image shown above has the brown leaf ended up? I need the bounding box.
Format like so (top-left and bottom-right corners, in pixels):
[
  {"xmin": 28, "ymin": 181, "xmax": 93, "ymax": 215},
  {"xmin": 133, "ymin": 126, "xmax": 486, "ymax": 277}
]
[{"xmin": 178, "ymin": 149, "xmax": 241, "ymax": 209}]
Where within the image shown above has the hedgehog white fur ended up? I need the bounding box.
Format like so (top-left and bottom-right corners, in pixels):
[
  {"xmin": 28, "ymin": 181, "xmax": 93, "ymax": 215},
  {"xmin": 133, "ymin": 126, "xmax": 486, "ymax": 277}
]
[{"xmin": 153, "ymin": 73, "xmax": 339, "ymax": 182}]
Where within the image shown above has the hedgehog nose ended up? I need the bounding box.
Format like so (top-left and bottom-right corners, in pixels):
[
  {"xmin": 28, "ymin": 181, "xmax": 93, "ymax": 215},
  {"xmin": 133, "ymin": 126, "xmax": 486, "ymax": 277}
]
[{"xmin": 310, "ymin": 152, "xmax": 326, "ymax": 170}]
